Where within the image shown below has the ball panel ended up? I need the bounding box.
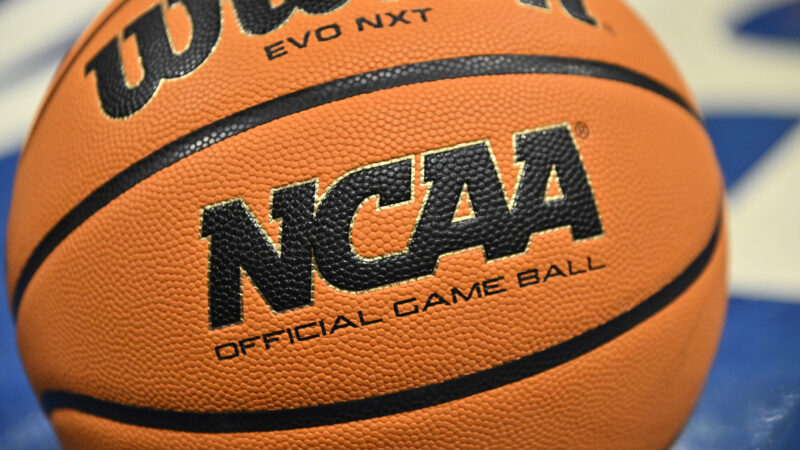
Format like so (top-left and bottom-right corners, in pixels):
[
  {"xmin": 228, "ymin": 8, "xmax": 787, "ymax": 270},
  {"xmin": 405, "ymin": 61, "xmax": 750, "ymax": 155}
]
[
  {"xmin": 19, "ymin": 74, "xmax": 719, "ymax": 411},
  {"xmin": 8, "ymin": 1, "xmax": 727, "ymax": 447},
  {"xmin": 49, "ymin": 223, "xmax": 726, "ymax": 449},
  {"xmin": 8, "ymin": 0, "xmax": 693, "ymax": 293}
]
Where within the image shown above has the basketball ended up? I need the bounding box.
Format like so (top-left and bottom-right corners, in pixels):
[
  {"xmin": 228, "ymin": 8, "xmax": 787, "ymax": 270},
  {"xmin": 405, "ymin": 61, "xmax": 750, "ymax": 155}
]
[{"xmin": 7, "ymin": 0, "xmax": 727, "ymax": 448}]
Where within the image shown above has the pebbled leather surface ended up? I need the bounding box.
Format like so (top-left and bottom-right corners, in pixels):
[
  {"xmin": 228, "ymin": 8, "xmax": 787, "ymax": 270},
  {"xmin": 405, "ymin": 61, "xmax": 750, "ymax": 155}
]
[
  {"xmin": 8, "ymin": 53, "xmax": 697, "ymax": 318},
  {"xmin": 7, "ymin": 0, "xmax": 726, "ymax": 448},
  {"xmin": 7, "ymin": 0, "xmax": 698, "ymax": 293},
  {"xmin": 48, "ymin": 221, "xmax": 728, "ymax": 449}
]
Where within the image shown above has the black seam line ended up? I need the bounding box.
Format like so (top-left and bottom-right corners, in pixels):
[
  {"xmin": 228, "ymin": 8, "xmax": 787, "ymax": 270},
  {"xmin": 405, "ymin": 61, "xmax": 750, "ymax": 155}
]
[
  {"xmin": 11, "ymin": 54, "xmax": 701, "ymax": 319},
  {"xmin": 40, "ymin": 210, "xmax": 722, "ymax": 433}
]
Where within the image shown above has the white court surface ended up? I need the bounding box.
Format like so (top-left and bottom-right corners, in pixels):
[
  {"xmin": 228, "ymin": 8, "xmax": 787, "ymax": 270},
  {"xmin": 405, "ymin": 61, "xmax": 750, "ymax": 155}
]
[
  {"xmin": 0, "ymin": 0, "xmax": 111, "ymax": 150},
  {"xmin": 0, "ymin": 0, "xmax": 798, "ymax": 301},
  {"xmin": 629, "ymin": 0, "xmax": 800, "ymax": 302}
]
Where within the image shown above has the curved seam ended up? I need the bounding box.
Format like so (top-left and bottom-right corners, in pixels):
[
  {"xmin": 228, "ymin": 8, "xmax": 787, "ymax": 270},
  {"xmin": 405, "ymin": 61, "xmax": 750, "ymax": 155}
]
[
  {"xmin": 11, "ymin": 54, "xmax": 702, "ymax": 318},
  {"xmin": 39, "ymin": 209, "xmax": 723, "ymax": 433}
]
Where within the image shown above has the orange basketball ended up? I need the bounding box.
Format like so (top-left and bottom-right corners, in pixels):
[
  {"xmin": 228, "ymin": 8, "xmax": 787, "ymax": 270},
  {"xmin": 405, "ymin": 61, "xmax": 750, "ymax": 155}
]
[{"xmin": 7, "ymin": 0, "xmax": 727, "ymax": 448}]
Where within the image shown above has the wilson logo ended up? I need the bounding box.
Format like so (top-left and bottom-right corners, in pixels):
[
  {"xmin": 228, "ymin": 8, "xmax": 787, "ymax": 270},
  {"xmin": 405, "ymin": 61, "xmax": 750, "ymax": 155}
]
[
  {"xmin": 200, "ymin": 125, "xmax": 603, "ymax": 329},
  {"xmin": 85, "ymin": 0, "xmax": 597, "ymax": 118}
]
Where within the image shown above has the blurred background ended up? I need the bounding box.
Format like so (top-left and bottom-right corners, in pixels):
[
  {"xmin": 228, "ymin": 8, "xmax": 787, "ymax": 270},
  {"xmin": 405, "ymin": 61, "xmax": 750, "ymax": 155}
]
[{"xmin": 0, "ymin": 0, "xmax": 798, "ymax": 448}]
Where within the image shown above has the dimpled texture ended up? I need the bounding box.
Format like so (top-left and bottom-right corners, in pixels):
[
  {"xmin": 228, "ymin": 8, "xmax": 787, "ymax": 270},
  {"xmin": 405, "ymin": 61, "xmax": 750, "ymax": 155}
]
[{"xmin": 7, "ymin": 0, "xmax": 727, "ymax": 448}]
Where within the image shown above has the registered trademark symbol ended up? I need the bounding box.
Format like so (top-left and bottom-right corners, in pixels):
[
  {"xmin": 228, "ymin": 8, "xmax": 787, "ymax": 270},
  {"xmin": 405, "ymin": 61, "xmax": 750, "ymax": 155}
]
[{"xmin": 575, "ymin": 122, "xmax": 590, "ymax": 139}]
